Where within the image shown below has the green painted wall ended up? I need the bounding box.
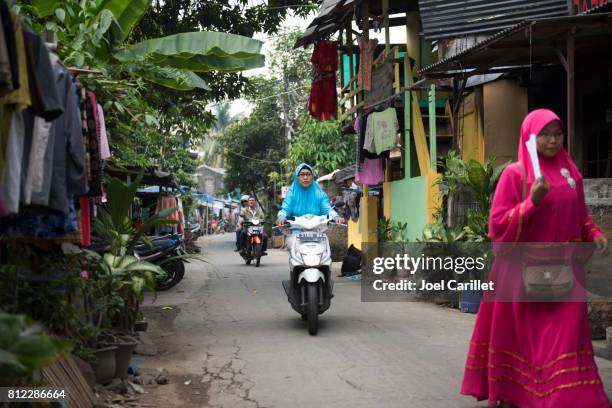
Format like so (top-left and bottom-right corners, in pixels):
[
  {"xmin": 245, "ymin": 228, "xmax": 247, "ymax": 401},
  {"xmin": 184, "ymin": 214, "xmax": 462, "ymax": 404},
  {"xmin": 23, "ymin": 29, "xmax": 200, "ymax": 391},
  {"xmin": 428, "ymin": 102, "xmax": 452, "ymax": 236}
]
[{"xmin": 390, "ymin": 176, "xmax": 427, "ymax": 240}]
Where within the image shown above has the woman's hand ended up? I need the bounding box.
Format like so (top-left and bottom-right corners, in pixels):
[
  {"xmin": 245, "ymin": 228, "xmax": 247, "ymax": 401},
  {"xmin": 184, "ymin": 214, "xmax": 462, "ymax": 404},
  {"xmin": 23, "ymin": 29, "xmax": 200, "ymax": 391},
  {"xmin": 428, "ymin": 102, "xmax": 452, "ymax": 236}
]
[
  {"xmin": 275, "ymin": 219, "xmax": 285, "ymax": 227},
  {"xmin": 594, "ymin": 235, "xmax": 608, "ymax": 252},
  {"xmin": 530, "ymin": 177, "xmax": 549, "ymax": 205}
]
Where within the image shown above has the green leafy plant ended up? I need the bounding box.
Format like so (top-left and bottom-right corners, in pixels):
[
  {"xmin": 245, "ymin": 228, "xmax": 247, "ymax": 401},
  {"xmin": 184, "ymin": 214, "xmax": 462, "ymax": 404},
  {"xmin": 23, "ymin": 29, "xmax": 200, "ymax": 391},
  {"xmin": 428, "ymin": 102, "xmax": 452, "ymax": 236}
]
[
  {"xmin": 289, "ymin": 115, "xmax": 356, "ymax": 174},
  {"xmin": 377, "ymin": 217, "xmax": 394, "ymax": 243},
  {"xmin": 93, "ymin": 175, "xmax": 178, "ymax": 255},
  {"xmin": 0, "ymin": 312, "xmax": 71, "ymax": 386},
  {"xmin": 431, "ymin": 151, "xmax": 509, "ymax": 242}
]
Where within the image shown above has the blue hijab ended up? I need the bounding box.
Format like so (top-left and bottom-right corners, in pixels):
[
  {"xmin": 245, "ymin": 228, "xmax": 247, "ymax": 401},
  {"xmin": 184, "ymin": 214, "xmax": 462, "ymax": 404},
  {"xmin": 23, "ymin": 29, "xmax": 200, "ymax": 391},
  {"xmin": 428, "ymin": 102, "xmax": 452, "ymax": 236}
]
[{"xmin": 277, "ymin": 163, "xmax": 336, "ymax": 220}]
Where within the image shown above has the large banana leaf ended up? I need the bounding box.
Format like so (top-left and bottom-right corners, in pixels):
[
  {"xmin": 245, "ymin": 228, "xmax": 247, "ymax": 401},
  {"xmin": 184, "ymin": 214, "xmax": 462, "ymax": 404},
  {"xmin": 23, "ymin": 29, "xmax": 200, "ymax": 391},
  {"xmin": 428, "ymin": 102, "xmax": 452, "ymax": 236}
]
[
  {"xmin": 31, "ymin": 0, "xmax": 59, "ymax": 17},
  {"xmin": 114, "ymin": 31, "xmax": 265, "ymax": 72},
  {"xmin": 99, "ymin": 0, "xmax": 150, "ymax": 46},
  {"xmin": 139, "ymin": 67, "xmax": 210, "ymax": 91}
]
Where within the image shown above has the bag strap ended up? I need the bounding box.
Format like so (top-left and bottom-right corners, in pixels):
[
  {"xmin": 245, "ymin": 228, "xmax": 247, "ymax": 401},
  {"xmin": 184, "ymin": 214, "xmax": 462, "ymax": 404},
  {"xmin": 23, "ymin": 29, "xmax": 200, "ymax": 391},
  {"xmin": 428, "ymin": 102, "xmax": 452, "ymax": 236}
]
[{"xmin": 518, "ymin": 162, "xmax": 526, "ymax": 201}]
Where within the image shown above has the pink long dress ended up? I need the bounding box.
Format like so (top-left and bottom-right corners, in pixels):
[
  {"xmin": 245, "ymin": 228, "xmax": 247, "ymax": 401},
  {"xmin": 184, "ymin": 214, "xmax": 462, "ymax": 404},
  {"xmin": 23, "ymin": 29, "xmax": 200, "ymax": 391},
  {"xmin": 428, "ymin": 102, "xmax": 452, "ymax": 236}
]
[{"xmin": 460, "ymin": 109, "xmax": 611, "ymax": 407}]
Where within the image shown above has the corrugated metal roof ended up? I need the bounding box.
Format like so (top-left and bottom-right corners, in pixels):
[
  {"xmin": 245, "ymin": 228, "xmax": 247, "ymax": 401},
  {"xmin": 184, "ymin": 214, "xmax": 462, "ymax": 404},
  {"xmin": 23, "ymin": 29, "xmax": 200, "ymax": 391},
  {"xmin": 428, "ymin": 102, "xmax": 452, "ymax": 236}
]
[
  {"xmin": 419, "ymin": 12, "xmax": 612, "ymax": 77},
  {"xmin": 419, "ymin": 0, "xmax": 569, "ymax": 40}
]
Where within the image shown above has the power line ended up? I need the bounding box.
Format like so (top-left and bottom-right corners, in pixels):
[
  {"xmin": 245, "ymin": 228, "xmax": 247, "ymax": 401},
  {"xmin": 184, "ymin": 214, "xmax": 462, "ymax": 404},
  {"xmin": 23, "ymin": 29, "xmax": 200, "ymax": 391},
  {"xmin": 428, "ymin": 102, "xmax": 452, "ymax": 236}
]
[
  {"xmin": 225, "ymin": 148, "xmax": 283, "ymax": 164},
  {"xmin": 206, "ymin": 84, "xmax": 309, "ymax": 110}
]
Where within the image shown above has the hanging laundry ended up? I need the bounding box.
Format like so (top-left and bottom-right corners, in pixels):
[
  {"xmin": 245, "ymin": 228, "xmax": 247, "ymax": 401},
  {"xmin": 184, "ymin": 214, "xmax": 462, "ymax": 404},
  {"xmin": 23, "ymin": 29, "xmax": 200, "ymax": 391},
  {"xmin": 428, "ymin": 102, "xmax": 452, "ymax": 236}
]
[
  {"xmin": 363, "ymin": 52, "xmax": 394, "ymax": 111},
  {"xmin": 355, "ymin": 158, "xmax": 383, "ymax": 186},
  {"xmin": 356, "ymin": 36, "xmax": 378, "ymax": 91},
  {"xmin": 0, "ymin": 6, "xmax": 108, "ymax": 243},
  {"xmin": 364, "ymin": 107, "xmax": 399, "ymax": 155},
  {"xmin": 309, "ymin": 76, "xmax": 337, "ymax": 121},
  {"xmin": 311, "ymin": 40, "xmax": 338, "ymax": 72},
  {"xmin": 0, "ymin": 0, "xmax": 18, "ymax": 94},
  {"xmin": 0, "ymin": 10, "xmax": 30, "ymax": 216},
  {"xmin": 309, "ymin": 40, "xmax": 338, "ymax": 121},
  {"xmin": 355, "ymin": 113, "xmax": 377, "ymax": 171},
  {"xmin": 83, "ymin": 90, "xmax": 103, "ymax": 197}
]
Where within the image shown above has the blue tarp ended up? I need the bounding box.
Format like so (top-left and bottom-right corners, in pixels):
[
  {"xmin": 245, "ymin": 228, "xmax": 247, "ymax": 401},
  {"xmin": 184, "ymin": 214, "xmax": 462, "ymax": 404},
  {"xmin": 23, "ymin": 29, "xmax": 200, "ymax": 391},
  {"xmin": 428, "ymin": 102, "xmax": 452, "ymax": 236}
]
[{"xmin": 193, "ymin": 194, "xmax": 214, "ymax": 205}]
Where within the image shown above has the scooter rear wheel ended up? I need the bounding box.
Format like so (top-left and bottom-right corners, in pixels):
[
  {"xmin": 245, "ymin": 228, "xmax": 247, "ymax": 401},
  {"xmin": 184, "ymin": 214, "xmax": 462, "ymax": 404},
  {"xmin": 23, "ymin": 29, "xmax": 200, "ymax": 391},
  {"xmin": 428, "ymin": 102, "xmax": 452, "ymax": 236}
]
[{"xmin": 306, "ymin": 283, "xmax": 319, "ymax": 335}]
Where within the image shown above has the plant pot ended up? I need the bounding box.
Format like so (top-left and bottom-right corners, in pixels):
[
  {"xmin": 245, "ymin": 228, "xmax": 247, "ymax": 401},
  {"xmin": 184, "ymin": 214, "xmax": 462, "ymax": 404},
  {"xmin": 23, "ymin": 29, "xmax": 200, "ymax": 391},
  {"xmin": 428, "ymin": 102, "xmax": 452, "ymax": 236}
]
[
  {"xmin": 101, "ymin": 335, "xmax": 138, "ymax": 379},
  {"xmin": 134, "ymin": 320, "xmax": 148, "ymax": 332},
  {"xmin": 93, "ymin": 346, "xmax": 118, "ymax": 384},
  {"xmin": 114, "ymin": 340, "xmax": 138, "ymax": 379}
]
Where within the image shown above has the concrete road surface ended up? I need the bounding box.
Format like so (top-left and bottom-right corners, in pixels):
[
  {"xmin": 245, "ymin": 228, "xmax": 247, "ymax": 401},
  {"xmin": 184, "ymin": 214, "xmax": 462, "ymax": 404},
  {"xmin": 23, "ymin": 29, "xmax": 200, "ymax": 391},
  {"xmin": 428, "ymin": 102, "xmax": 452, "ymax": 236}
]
[{"xmin": 139, "ymin": 234, "xmax": 612, "ymax": 408}]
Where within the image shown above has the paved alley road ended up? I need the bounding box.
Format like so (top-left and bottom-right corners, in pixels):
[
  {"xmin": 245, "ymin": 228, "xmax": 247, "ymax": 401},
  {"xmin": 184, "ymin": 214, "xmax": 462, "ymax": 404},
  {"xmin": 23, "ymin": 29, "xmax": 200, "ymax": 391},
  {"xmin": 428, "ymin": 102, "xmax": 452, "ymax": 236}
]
[{"xmin": 140, "ymin": 234, "xmax": 612, "ymax": 408}]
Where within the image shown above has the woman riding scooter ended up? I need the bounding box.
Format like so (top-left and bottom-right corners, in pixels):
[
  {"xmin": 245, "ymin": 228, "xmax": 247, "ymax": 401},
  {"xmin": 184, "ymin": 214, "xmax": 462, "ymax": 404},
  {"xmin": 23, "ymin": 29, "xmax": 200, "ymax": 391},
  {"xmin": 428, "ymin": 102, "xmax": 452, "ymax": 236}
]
[{"xmin": 275, "ymin": 163, "xmax": 345, "ymax": 226}]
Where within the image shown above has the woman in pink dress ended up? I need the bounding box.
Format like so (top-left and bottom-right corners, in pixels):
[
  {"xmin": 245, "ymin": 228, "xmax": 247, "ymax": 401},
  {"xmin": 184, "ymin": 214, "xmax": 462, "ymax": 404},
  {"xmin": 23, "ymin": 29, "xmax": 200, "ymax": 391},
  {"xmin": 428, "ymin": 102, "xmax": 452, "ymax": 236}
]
[{"xmin": 461, "ymin": 109, "xmax": 609, "ymax": 407}]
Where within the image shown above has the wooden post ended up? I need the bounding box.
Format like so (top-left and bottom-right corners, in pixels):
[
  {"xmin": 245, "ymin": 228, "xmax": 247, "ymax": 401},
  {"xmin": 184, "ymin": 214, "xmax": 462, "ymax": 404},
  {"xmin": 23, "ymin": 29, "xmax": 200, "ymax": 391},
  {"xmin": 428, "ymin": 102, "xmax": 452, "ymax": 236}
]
[
  {"xmin": 567, "ymin": 31, "xmax": 575, "ymax": 156},
  {"xmin": 429, "ymin": 84, "xmax": 437, "ymax": 171},
  {"xmin": 404, "ymin": 54, "xmax": 412, "ymax": 178}
]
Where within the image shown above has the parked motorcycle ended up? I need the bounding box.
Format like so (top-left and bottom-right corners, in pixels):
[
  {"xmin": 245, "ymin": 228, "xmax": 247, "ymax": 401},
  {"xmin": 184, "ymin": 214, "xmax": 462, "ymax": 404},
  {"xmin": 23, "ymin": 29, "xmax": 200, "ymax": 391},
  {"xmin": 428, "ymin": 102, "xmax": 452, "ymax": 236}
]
[
  {"xmin": 134, "ymin": 233, "xmax": 187, "ymax": 290},
  {"xmin": 240, "ymin": 218, "xmax": 266, "ymax": 267},
  {"xmin": 279, "ymin": 214, "xmax": 339, "ymax": 335}
]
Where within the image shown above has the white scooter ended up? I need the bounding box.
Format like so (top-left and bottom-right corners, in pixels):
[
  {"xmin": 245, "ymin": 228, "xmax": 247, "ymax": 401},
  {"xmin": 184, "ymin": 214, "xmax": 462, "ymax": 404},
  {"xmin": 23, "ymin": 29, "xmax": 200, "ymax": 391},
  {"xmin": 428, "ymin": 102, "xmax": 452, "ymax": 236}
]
[{"xmin": 279, "ymin": 214, "xmax": 336, "ymax": 335}]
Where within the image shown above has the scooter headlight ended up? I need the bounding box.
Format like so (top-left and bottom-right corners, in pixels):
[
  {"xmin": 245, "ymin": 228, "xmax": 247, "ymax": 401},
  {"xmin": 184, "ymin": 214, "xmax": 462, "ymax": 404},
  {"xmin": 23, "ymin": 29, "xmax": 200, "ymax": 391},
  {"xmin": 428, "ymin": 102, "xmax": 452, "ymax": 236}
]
[{"xmin": 303, "ymin": 254, "xmax": 321, "ymax": 266}]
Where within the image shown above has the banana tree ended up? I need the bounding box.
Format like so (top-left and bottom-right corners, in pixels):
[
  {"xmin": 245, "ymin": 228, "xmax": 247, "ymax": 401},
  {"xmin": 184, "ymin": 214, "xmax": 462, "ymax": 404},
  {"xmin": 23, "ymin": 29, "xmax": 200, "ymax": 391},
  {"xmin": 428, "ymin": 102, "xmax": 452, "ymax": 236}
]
[{"xmin": 26, "ymin": 0, "xmax": 265, "ymax": 90}]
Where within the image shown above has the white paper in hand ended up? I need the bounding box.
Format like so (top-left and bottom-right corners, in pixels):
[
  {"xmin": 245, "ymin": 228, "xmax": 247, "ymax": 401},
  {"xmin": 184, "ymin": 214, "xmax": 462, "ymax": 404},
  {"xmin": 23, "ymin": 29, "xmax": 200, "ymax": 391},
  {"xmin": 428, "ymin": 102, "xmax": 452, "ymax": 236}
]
[{"xmin": 526, "ymin": 134, "xmax": 542, "ymax": 179}]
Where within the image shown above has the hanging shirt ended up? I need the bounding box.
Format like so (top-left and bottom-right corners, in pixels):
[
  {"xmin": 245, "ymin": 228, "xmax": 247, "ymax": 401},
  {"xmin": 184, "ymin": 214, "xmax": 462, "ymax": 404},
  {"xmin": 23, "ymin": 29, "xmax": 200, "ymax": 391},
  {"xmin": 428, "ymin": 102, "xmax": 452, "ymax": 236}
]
[
  {"xmin": 311, "ymin": 41, "xmax": 338, "ymax": 73},
  {"xmin": 0, "ymin": 14, "xmax": 12, "ymax": 96},
  {"xmin": 357, "ymin": 36, "xmax": 378, "ymax": 91},
  {"xmin": 363, "ymin": 52, "xmax": 394, "ymax": 110},
  {"xmin": 1, "ymin": 111, "xmax": 24, "ymax": 214},
  {"xmin": 364, "ymin": 107, "xmax": 399, "ymax": 155},
  {"xmin": 355, "ymin": 158, "xmax": 383, "ymax": 186},
  {"xmin": 0, "ymin": 1, "xmax": 18, "ymax": 92},
  {"xmin": 308, "ymin": 76, "xmax": 337, "ymax": 121}
]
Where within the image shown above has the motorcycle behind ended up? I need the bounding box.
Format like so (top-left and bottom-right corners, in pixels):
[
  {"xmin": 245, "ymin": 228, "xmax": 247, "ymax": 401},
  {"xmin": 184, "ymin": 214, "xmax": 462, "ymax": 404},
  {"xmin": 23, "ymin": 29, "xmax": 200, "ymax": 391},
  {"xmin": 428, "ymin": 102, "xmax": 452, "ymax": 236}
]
[
  {"xmin": 279, "ymin": 214, "xmax": 339, "ymax": 335},
  {"xmin": 134, "ymin": 233, "xmax": 187, "ymax": 290},
  {"xmin": 240, "ymin": 218, "xmax": 266, "ymax": 267}
]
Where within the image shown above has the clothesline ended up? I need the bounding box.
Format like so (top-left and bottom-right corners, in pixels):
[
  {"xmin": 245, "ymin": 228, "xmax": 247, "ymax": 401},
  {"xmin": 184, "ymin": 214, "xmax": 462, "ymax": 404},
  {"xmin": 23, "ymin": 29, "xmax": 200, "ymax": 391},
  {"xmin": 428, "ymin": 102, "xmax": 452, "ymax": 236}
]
[{"xmin": 205, "ymin": 85, "xmax": 309, "ymax": 110}]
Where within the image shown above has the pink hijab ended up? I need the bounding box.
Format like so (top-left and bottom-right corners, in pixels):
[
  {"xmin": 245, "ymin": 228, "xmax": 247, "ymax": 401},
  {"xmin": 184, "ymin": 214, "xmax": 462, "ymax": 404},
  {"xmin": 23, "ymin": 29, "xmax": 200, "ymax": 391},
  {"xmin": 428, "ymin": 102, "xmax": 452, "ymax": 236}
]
[{"xmin": 518, "ymin": 109, "xmax": 581, "ymax": 185}]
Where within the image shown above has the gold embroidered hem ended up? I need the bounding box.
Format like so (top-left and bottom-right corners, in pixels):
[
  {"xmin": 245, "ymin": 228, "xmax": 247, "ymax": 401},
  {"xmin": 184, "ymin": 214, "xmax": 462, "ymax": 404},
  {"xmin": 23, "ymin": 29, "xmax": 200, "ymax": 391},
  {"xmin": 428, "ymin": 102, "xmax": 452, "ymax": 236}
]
[
  {"xmin": 490, "ymin": 375, "xmax": 602, "ymax": 398},
  {"xmin": 465, "ymin": 363, "xmax": 597, "ymax": 384},
  {"xmin": 468, "ymin": 342, "xmax": 594, "ymax": 371}
]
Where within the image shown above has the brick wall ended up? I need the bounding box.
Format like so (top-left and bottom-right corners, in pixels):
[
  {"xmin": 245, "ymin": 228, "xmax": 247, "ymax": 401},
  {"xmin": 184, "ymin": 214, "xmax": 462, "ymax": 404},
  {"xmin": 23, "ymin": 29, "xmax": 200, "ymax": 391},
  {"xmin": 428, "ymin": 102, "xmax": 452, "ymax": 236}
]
[{"xmin": 327, "ymin": 223, "xmax": 348, "ymax": 262}]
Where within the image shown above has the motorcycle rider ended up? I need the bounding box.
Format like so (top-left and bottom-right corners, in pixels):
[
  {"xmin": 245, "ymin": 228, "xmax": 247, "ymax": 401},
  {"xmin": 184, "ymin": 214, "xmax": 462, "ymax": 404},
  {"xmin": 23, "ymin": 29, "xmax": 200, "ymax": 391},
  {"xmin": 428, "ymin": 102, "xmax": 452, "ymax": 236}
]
[
  {"xmin": 275, "ymin": 163, "xmax": 345, "ymax": 226},
  {"xmin": 239, "ymin": 196, "xmax": 268, "ymax": 255},
  {"xmin": 235, "ymin": 195, "xmax": 250, "ymax": 251}
]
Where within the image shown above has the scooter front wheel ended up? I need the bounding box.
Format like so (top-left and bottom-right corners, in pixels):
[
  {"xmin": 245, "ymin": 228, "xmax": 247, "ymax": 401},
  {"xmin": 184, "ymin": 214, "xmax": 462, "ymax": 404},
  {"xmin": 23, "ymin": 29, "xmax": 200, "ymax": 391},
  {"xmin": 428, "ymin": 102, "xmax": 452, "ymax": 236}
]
[{"xmin": 306, "ymin": 283, "xmax": 319, "ymax": 335}]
